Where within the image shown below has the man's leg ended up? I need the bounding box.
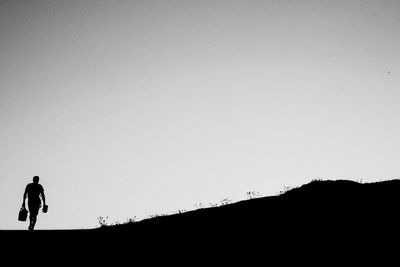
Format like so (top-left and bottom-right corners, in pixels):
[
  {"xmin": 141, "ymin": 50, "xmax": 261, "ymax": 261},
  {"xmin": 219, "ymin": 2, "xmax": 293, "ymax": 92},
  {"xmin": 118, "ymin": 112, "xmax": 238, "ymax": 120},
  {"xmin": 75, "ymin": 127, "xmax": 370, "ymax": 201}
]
[
  {"xmin": 28, "ymin": 205, "xmax": 39, "ymax": 230},
  {"xmin": 31, "ymin": 215, "xmax": 37, "ymax": 230},
  {"xmin": 29, "ymin": 214, "xmax": 37, "ymax": 230},
  {"xmin": 29, "ymin": 214, "xmax": 34, "ymax": 230}
]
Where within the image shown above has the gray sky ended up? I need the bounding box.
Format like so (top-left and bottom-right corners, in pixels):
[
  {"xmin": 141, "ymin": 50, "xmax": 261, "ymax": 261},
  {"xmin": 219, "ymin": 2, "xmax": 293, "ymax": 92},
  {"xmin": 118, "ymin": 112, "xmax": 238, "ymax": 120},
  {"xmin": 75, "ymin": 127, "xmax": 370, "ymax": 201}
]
[{"xmin": 1, "ymin": 0, "xmax": 400, "ymax": 229}]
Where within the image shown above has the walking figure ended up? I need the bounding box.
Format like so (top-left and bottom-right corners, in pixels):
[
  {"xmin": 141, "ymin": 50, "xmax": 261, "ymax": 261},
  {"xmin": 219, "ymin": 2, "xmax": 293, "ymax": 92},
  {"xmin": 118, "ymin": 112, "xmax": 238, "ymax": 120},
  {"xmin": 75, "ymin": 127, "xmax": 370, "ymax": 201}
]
[{"xmin": 22, "ymin": 176, "xmax": 47, "ymax": 230}]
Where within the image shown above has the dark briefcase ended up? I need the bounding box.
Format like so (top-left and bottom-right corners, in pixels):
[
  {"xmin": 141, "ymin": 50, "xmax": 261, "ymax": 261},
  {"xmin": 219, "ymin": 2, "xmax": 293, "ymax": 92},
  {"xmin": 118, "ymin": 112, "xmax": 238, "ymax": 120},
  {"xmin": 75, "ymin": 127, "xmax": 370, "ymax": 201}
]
[{"xmin": 18, "ymin": 207, "xmax": 28, "ymax": 221}]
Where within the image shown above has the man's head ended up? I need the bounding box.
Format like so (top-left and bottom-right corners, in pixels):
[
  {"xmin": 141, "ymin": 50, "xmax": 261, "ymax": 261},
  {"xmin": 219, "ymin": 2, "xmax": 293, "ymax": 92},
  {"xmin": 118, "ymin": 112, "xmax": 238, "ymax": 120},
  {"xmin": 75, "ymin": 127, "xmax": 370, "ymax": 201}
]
[{"xmin": 33, "ymin": 176, "xmax": 39, "ymax": 184}]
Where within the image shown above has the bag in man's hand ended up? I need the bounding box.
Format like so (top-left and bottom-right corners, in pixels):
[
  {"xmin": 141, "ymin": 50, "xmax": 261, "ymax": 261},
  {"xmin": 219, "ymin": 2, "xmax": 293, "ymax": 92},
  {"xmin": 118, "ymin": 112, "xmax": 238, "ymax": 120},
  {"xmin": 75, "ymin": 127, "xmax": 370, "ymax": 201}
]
[{"xmin": 18, "ymin": 207, "xmax": 27, "ymax": 221}]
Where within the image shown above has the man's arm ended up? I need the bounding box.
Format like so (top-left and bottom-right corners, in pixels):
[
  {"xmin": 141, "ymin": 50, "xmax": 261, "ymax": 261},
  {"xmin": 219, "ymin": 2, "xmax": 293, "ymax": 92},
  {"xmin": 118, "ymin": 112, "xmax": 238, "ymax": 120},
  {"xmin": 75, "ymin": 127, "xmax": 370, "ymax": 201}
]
[
  {"xmin": 22, "ymin": 185, "xmax": 28, "ymax": 207},
  {"xmin": 41, "ymin": 187, "xmax": 46, "ymax": 206}
]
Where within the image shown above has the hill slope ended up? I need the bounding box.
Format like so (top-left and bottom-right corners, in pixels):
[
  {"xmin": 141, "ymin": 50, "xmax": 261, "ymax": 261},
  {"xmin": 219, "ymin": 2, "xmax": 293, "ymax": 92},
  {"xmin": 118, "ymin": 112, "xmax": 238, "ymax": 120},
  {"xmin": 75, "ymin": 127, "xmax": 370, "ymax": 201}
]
[{"xmin": 2, "ymin": 179, "xmax": 400, "ymax": 263}]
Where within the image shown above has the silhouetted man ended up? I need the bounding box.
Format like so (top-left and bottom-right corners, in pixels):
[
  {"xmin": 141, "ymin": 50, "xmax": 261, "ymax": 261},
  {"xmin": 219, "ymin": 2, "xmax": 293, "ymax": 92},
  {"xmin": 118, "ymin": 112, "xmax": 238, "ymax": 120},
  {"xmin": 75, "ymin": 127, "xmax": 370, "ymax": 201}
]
[{"xmin": 22, "ymin": 176, "xmax": 46, "ymax": 230}]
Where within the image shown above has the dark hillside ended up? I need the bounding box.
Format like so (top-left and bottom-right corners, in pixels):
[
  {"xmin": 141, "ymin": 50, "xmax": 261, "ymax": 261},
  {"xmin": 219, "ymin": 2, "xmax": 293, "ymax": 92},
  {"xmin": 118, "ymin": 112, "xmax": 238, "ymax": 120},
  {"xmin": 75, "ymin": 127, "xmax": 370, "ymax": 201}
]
[{"xmin": 2, "ymin": 179, "xmax": 400, "ymax": 263}]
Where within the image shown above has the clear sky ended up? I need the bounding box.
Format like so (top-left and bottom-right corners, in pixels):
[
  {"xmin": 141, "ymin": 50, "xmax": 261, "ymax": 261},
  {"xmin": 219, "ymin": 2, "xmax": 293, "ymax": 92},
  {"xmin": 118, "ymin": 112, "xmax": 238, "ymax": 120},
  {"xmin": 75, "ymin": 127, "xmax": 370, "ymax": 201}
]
[{"xmin": 1, "ymin": 0, "xmax": 400, "ymax": 230}]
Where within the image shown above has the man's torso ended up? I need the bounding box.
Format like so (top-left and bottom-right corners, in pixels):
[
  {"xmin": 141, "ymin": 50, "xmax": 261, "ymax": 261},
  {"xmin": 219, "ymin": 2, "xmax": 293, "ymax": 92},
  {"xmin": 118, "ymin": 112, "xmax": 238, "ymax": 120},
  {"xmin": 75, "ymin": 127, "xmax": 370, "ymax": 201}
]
[{"xmin": 26, "ymin": 183, "xmax": 43, "ymax": 202}]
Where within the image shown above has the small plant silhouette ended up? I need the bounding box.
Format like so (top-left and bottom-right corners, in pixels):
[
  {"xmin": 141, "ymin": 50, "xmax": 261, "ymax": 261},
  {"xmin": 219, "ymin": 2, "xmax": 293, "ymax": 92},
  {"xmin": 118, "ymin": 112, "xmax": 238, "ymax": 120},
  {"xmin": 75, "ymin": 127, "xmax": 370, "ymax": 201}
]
[
  {"xmin": 194, "ymin": 203, "xmax": 205, "ymax": 209},
  {"xmin": 246, "ymin": 191, "xmax": 261, "ymax": 199},
  {"xmin": 98, "ymin": 216, "xmax": 139, "ymax": 227},
  {"xmin": 125, "ymin": 216, "xmax": 138, "ymax": 224},
  {"xmin": 220, "ymin": 198, "xmax": 233, "ymax": 206},
  {"xmin": 278, "ymin": 186, "xmax": 293, "ymax": 195},
  {"xmin": 311, "ymin": 178, "xmax": 323, "ymax": 183},
  {"xmin": 97, "ymin": 216, "xmax": 109, "ymax": 227}
]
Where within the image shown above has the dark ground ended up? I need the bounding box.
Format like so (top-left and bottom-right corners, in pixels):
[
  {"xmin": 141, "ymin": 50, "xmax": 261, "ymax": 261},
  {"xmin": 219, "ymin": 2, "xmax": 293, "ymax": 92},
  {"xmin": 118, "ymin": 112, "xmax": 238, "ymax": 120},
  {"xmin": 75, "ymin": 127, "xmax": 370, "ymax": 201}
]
[{"xmin": 2, "ymin": 179, "xmax": 399, "ymax": 264}]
